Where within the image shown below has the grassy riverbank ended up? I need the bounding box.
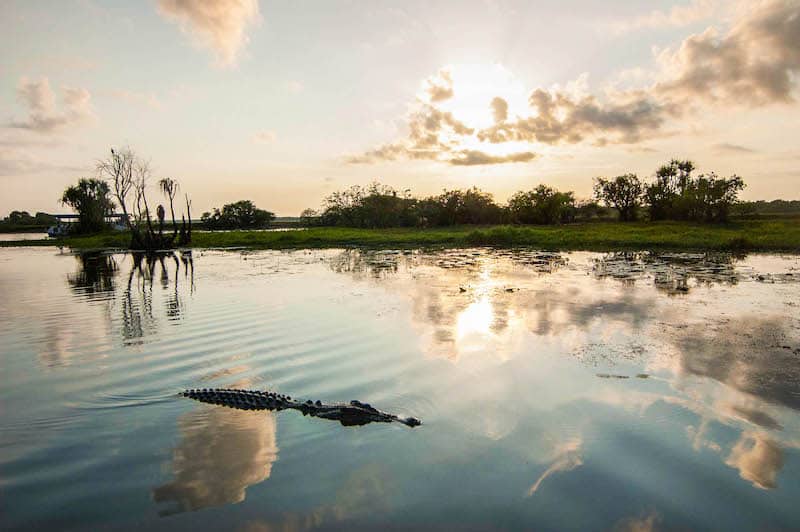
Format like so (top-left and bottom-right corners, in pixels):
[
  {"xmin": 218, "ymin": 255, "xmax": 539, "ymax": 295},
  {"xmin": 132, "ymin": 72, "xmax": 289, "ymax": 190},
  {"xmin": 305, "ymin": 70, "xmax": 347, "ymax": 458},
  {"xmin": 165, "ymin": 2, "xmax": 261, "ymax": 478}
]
[{"xmin": 1, "ymin": 220, "xmax": 798, "ymax": 251}]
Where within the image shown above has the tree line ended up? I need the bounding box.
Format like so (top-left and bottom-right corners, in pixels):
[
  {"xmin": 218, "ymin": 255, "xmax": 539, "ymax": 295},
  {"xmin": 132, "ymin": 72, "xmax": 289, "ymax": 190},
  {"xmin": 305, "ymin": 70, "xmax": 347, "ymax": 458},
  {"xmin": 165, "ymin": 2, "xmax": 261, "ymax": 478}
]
[
  {"xmin": 201, "ymin": 200, "xmax": 275, "ymax": 230},
  {"xmin": 50, "ymin": 157, "xmax": 755, "ymax": 239},
  {"xmin": 0, "ymin": 211, "xmax": 57, "ymax": 230},
  {"xmin": 302, "ymin": 159, "xmax": 746, "ymax": 228}
]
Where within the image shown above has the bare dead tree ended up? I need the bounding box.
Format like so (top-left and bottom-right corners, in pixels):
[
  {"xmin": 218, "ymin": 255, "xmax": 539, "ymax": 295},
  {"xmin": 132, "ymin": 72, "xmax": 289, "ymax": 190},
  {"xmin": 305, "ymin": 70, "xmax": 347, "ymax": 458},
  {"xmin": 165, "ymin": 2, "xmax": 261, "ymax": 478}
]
[
  {"xmin": 159, "ymin": 178, "xmax": 179, "ymax": 238},
  {"xmin": 97, "ymin": 147, "xmax": 136, "ymax": 232},
  {"xmin": 134, "ymin": 159, "xmax": 155, "ymax": 238},
  {"xmin": 96, "ymin": 147, "xmax": 192, "ymax": 250},
  {"xmin": 184, "ymin": 194, "xmax": 192, "ymax": 242}
]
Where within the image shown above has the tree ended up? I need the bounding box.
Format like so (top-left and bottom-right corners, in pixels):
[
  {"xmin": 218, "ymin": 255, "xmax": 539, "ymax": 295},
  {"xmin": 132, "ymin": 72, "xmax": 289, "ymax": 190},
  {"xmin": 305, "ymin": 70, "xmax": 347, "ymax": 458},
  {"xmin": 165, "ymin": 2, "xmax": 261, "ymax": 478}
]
[
  {"xmin": 2, "ymin": 211, "xmax": 57, "ymax": 227},
  {"xmin": 159, "ymin": 178, "xmax": 180, "ymax": 237},
  {"xmin": 96, "ymin": 147, "xmax": 192, "ymax": 248},
  {"xmin": 421, "ymin": 187, "xmax": 502, "ymax": 226},
  {"xmin": 319, "ymin": 183, "xmax": 419, "ymax": 228},
  {"xmin": 5, "ymin": 211, "xmax": 35, "ymax": 225},
  {"xmin": 98, "ymin": 148, "xmax": 134, "ymax": 229},
  {"xmin": 507, "ymin": 185, "xmax": 576, "ymax": 224},
  {"xmin": 34, "ymin": 212, "xmax": 58, "ymax": 225},
  {"xmin": 459, "ymin": 187, "xmax": 503, "ymax": 224},
  {"xmin": 645, "ymin": 159, "xmax": 696, "ymax": 220},
  {"xmin": 574, "ymin": 200, "xmax": 608, "ymax": 221},
  {"xmin": 643, "ymin": 160, "xmax": 746, "ymax": 222},
  {"xmin": 201, "ymin": 200, "xmax": 275, "ymax": 229},
  {"xmin": 300, "ymin": 208, "xmax": 320, "ymax": 226},
  {"xmin": 683, "ymin": 173, "xmax": 745, "ymax": 222},
  {"xmin": 594, "ymin": 174, "xmax": 644, "ymax": 222},
  {"xmin": 61, "ymin": 178, "xmax": 114, "ymax": 233}
]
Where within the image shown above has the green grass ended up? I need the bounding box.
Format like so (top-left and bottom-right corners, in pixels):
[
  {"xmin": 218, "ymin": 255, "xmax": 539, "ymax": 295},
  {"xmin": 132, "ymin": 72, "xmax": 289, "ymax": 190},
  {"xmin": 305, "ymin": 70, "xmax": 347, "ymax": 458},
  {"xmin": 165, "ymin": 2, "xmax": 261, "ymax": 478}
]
[{"xmin": 1, "ymin": 220, "xmax": 798, "ymax": 251}]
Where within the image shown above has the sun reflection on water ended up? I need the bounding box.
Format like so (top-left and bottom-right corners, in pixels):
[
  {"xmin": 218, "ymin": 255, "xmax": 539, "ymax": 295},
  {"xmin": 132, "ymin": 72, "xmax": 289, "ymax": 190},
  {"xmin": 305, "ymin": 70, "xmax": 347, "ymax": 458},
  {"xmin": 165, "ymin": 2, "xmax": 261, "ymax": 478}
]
[{"xmin": 456, "ymin": 295, "xmax": 493, "ymax": 341}]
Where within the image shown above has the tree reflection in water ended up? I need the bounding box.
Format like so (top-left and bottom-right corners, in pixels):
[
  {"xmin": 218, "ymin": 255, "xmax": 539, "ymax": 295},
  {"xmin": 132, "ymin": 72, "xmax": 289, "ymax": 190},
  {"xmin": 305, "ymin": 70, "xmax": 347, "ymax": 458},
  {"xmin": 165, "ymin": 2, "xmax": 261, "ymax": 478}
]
[
  {"xmin": 592, "ymin": 251, "xmax": 741, "ymax": 294},
  {"xmin": 67, "ymin": 250, "xmax": 195, "ymax": 342},
  {"xmin": 66, "ymin": 252, "xmax": 119, "ymax": 298}
]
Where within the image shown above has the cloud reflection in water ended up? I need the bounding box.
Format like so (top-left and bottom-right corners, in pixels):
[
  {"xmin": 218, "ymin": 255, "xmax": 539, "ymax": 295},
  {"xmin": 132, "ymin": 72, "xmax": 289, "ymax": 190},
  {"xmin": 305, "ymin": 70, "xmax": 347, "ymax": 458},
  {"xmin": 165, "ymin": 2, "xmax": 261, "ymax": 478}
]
[
  {"xmin": 328, "ymin": 248, "xmax": 800, "ymax": 492},
  {"xmin": 153, "ymin": 379, "xmax": 278, "ymax": 515}
]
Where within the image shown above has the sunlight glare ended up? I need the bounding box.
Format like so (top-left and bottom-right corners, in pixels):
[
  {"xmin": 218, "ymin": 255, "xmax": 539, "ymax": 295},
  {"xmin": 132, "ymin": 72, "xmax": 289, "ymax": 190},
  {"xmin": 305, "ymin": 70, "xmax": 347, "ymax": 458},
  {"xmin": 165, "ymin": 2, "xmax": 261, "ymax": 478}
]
[
  {"xmin": 456, "ymin": 294, "xmax": 494, "ymax": 341},
  {"xmin": 435, "ymin": 63, "xmax": 529, "ymax": 130}
]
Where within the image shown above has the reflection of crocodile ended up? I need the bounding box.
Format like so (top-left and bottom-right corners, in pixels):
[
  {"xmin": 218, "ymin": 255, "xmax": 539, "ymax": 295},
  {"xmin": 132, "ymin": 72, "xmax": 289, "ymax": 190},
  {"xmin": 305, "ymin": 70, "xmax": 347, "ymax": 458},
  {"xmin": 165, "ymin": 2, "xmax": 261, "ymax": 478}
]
[{"xmin": 182, "ymin": 388, "xmax": 421, "ymax": 427}]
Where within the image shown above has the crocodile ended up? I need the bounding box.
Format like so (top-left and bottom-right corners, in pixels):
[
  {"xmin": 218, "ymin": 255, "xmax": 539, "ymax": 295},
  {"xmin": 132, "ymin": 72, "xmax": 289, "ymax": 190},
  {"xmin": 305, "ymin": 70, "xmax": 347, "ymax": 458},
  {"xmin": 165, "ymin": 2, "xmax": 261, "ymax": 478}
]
[{"xmin": 181, "ymin": 388, "xmax": 421, "ymax": 427}]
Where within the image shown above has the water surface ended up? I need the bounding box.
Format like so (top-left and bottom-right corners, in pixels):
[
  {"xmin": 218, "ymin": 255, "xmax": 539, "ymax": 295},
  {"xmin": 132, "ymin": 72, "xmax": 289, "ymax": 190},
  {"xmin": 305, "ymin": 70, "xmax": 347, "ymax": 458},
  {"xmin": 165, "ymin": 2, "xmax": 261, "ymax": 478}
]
[
  {"xmin": 1, "ymin": 247, "xmax": 799, "ymax": 530},
  {"xmin": 0, "ymin": 232, "xmax": 49, "ymax": 241}
]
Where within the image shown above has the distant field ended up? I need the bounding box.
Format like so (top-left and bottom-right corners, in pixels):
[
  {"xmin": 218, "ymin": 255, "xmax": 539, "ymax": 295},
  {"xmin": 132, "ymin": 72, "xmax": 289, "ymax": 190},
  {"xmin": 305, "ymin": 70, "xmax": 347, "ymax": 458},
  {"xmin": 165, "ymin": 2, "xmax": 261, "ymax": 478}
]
[{"xmin": 2, "ymin": 219, "xmax": 799, "ymax": 251}]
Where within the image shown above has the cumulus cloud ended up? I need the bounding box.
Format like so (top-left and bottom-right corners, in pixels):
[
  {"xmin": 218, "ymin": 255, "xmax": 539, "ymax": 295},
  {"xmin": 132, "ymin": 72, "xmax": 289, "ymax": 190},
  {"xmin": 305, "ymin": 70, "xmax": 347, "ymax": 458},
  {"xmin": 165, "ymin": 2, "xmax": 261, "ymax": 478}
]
[
  {"xmin": 478, "ymin": 89, "xmax": 674, "ymax": 145},
  {"xmin": 490, "ymin": 96, "xmax": 508, "ymax": 123},
  {"xmin": 654, "ymin": 0, "xmax": 800, "ymax": 105},
  {"xmin": 449, "ymin": 149, "xmax": 536, "ymax": 166},
  {"xmin": 345, "ymin": 103, "xmax": 474, "ymax": 164},
  {"xmin": 157, "ymin": 0, "xmax": 261, "ymax": 66},
  {"xmin": 424, "ymin": 69, "xmax": 454, "ymax": 102},
  {"xmin": 348, "ymin": 1, "xmax": 800, "ymax": 165},
  {"xmin": 9, "ymin": 78, "xmax": 93, "ymax": 134},
  {"xmin": 725, "ymin": 432, "xmax": 784, "ymax": 490}
]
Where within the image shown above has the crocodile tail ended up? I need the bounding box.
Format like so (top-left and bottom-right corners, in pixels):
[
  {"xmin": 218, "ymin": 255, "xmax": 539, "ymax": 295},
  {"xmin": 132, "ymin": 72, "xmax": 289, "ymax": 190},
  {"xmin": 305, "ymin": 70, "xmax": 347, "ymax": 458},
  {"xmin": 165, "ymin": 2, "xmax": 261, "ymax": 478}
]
[{"xmin": 182, "ymin": 388, "xmax": 287, "ymax": 411}]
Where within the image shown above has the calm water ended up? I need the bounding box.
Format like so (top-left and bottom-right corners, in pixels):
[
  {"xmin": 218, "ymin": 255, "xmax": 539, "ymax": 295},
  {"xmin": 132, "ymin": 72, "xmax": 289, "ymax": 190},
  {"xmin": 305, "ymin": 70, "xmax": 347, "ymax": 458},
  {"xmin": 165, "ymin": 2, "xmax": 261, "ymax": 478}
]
[
  {"xmin": 0, "ymin": 232, "xmax": 49, "ymax": 241},
  {"xmin": 1, "ymin": 247, "xmax": 799, "ymax": 531}
]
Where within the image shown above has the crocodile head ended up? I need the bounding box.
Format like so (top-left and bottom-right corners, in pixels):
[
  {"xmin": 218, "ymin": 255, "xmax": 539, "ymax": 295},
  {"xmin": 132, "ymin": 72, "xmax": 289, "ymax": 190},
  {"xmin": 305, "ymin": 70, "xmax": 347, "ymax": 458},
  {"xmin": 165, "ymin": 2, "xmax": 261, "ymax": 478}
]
[{"xmin": 400, "ymin": 417, "xmax": 422, "ymax": 427}]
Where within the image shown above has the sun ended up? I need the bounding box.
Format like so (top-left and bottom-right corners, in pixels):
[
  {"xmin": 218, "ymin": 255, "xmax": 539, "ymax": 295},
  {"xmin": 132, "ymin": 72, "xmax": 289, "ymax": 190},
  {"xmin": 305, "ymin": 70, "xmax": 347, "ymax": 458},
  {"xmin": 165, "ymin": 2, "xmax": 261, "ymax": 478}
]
[{"xmin": 433, "ymin": 63, "xmax": 529, "ymax": 129}]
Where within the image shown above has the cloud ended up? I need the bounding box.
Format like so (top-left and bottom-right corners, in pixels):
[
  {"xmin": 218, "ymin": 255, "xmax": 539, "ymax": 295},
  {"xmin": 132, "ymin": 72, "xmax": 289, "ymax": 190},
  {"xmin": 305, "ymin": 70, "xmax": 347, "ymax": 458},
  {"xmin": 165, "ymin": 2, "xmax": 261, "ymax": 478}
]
[
  {"xmin": 613, "ymin": 0, "xmax": 718, "ymax": 33},
  {"xmin": 424, "ymin": 69, "xmax": 454, "ymax": 102},
  {"xmin": 478, "ymin": 88, "xmax": 674, "ymax": 145},
  {"xmin": 348, "ymin": 1, "xmax": 800, "ymax": 165},
  {"xmin": 345, "ymin": 103, "xmax": 475, "ymax": 164},
  {"xmin": 727, "ymin": 404, "xmax": 783, "ymax": 431},
  {"xmin": 725, "ymin": 432, "xmax": 784, "ymax": 489},
  {"xmin": 490, "ymin": 96, "xmax": 508, "ymax": 123},
  {"xmin": 613, "ymin": 511, "xmax": 662, "ymax": 532},
  {"xmin": 712, "ymin": 142, "xmax": 757, "ymax": 154},
  {"xmin": 252, "ymin": 130, "xmax": 276, "ymax": 144},
  {"xmin": 8, "ymin": 78, "xmax": 93, "ymax": 134},
  {"xmin": 654, "ymin": 0, "xmax": 800, "ymax": 105},
  {"xmin": 348, "ymin": 78, "xmax": 672, "ymax": 164},
  {"xmin": 152, "ymin": 377, "xmax": 279, "ymax": 515},
  {"xmin": 157, "ymin": 0, "xmax": 261, "ymax": 66},
  {"xmin": 527, "ymin": 438, "xmax": 583, "ymax": 496},
  {"xmin": 0, "ymin": 145, "xmax": 88, "ymax": 178},
  {"xmin": 0, "ymin": 148, "xmax": 49, "ymax": 176},
  {"xmin": 669, "ymin": 316, "xmax": 800, "ymax": 411},
  {"xmin": 449, "ymin": 149, "xmax": 536, "ymax": 166}
]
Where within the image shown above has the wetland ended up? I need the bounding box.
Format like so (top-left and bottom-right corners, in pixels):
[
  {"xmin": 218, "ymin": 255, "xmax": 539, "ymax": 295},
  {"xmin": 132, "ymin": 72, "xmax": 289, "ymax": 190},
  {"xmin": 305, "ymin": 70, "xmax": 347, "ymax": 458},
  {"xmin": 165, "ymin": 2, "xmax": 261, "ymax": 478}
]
[{"xmin": 1, "ymin": 246, "xmax": 799, "ymax": 530}]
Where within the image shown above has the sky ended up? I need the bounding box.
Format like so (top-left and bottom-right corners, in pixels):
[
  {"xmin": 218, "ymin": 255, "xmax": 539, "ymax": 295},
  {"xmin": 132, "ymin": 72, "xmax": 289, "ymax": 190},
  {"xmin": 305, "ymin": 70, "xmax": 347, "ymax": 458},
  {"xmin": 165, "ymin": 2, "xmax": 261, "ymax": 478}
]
[{"xmin": 1, "ymin": 0, "xmax": 799, "ymax": 217}]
